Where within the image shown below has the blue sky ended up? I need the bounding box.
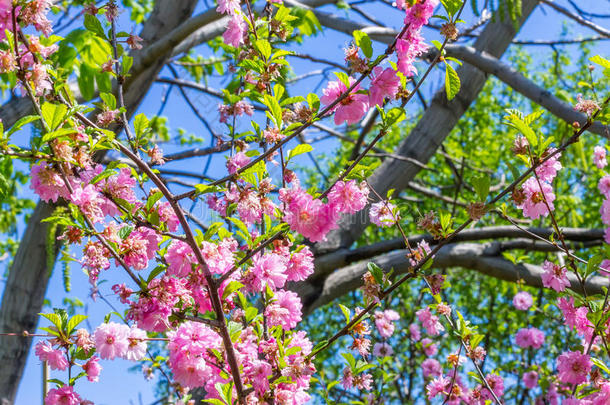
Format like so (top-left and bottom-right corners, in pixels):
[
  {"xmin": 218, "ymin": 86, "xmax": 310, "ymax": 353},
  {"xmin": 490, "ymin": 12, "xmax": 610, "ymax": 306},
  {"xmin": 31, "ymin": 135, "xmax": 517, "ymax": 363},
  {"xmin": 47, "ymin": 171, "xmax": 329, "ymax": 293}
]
[{"xmin": 3, "ymin": 0, "xmax": 610, "ymax": 404}]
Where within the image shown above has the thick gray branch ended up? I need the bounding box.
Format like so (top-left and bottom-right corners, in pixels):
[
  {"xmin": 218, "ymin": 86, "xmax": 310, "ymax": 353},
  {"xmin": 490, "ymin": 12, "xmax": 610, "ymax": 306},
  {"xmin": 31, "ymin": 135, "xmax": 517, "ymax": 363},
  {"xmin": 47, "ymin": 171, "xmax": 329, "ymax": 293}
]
[
  {"xmin": 304, "ymin": 241, "xmax": 609, "ymax": 314},
  {"xmin": 314, "ymin": 226, "xmax": 604, "ymax": 276}
]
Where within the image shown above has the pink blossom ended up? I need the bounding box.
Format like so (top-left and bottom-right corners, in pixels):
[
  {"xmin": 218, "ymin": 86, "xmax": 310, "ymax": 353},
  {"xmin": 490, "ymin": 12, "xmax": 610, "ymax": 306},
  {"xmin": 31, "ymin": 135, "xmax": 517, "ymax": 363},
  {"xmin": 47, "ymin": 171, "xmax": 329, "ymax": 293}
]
[
  {"xmin": 280, "ymin": 187, "xmax": 339, "ymax": 242},
  {"xmin": 421, "ymin": 338, "xmax": 438, "ymax": 356},
  {"xmin": 223, "ymin": 13, "xmax": 247, "ymax": 47},
  {"xmin": 374, "ymin": 309, "xmax": 400, "ymax": 338},
  {"xmin": 574, "ymin": 94, "xmax": 600, "ymax": 116},
  {"xmin": 227, "ymin": 151, "xmax": 251, "ymax": 174},
  {"xmin": 321, "ymin": 77, "xmax": 369, "ymax": 125},
  {"xmin": 166, "ymin": 240, "xmax": 195, "ymax": 277},
  {"xmin": 70, "ymin": 184, "xmax": 105, "ymax": 223},
  {"xmin": 31, "ymin": 162, "xmax": 68, "ymax": 202},
  {"xmin": 404, "ymin": 0, "xmax": 438, "ymax": 29},
  {"xmin": 515, "ymin": 327, "xmax": 545, "ymax": 349},
  {"xmin": 125, "ymin": 326, "xmax": 147, "ymax": 361},
  {"xmin": 83, "ymin": 356, "xmax": 102, "ymax": 382},
  {"xmin": 523, "ymin": 371, "xmax": 538, "ymax": 389},
  {"xmin": 96, "ymin": 109, "xmax": 119, "ymax": 126},
  {"xmin": 245, "ymin": 360, "xmax": 272, "ymax": 395},
  {"xmin": 328, "ymin": 180, "xmax": 369, "ymax": 214},
  {"xmin": 480, "ymin": 374, "xmax": 504, "ymax": 402},
  {"xmin": 369, "ymin": 67, "xmax": 401, "ymax": 107},
  {"xmin": 120, "ymin": 228, "xmax": 161, "ymax": 270},
  {"xmin": 594, "ymin": 146, "xmax": 607, "ymax": 169},
  {"xmin": 157, "ymin": 201, "xmax": 180, "ymax": 232},
  {"xmin": 373, "ymin": 342, "xmax": 394, "ymax": 357},
  {"xmin": 286, "ymin": 246, "xmax": 314, "ymax": 281},
  {"xmin": 535, "ymin": 148, "xmax": 562, "ymax": 182},
  {"xmin": 409, "ymin": 323, "xmax": 421, "ymax": 341},
  {"xmin": 557, "ymin": 351, "xmax": 591, "ymax": 385},
  {"xmin": 246, "ymin": 253, "xmax": 288, "ymax": 292},
  {"xmin": 168, "ymin": 321, "xmax": 221, "ymax": 388},
  {"xmin": 517, "ymin": 177, "xmax": 555, "ymax": 220},
  {"xmin": 395, "ymin": 30, "xmax": 427, "ymax": 77},
  {"xmin": 45, "ymin": 386, "xmax": 81, "ymax": 405},
  {"xmin": 369, "ymin": 201, "xmax": 397, "ymax": 227},
  {"xmin": 601, "ymin": 199, "xmax": 610, "ymax": 225},
  {"xmin": 426, "ymin": 375, "xmax": 450, "ymax": 399},
  {"xmin": 416, "ymin": 307, "xmax": 444, "ymax": 336},
  {"xmin": 35, "ymin": 341, "xmax": 68, "ymax": 370},
  {"xmin": 557, "ymin": 297, "xmax": 593, "ymax": 338},
  {"xmin": 266, "ymin": 290, "xmax": 302, "ymax": 330},
  {"xmin": 422, "ymin": 358, "xmax": 442, "ymax": 378},
  {"xmin": 217, "ymin": 0, "xmax": 240, "ymax": 15},
  {"xmin": 599, "ymin": 176, "xmax": 610, "ymax": 198},
  {"xmin": 94, "ymin": 322, "xmax": 130, "ymax": 360},
  {"xmin": 541, "ymin": 260, "xmax": 570, "ymax": 292},
  {"xmin": 513, "ymin": 291, "xmax": 533, "ymax": 310}
]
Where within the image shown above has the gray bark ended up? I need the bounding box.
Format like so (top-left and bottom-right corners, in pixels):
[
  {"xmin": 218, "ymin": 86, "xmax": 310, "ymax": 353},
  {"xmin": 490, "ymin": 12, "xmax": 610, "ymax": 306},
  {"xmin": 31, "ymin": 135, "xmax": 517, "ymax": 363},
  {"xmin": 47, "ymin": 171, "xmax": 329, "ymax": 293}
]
[
  {"xmin": 0, "ymin": 1, "xmax": 198, "ymax": 402},
  {"xmin": 304, "ymin": 241, "xmax": 610, "ymax": 314}
]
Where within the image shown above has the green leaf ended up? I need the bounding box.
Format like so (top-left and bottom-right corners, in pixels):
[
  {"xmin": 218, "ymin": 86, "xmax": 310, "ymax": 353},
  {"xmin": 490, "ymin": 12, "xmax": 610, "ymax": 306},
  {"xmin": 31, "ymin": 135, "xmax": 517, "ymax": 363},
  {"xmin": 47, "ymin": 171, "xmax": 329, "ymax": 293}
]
[
  {"xmin": 338, "ymin": 304, "xmax": 351, "ymax": 323},
  {"xmin": 99, "ymin": 92, "xmax": 117, "ymax": 110},
  {"xmin": 254, "ymin": 39, "xmax": 272, "ymax": 60},
  {"xmin": 353, "ymin": 30, "xmax": 373, "ymax": 59},
  {"xmin": 6, "ymin": 115, "xmax": 40, "ymax": 137},
  {"xmin": 307, "ymin": 93, "xmax": 320, "ymax": 113},
  {"xmin": 78, "ymin": 63, "xmax": 95, "ymax": 101},
  {"xmin": 122, "ymin": 55, "xmax": 133, "ymax": 76},
  {"xmin": 590, "ymin": 55, "xmax": 610, "ymax": 69},
  {"xmin": 222, "ymin": 281, "xmax": 244, "ymax": 300},
  {"xmin": 367, "ymin": 262, "xmax": 384, "ymax": 284},
  {"xmin": 41, "ymin": 103, "xmax": 68, "ymax": 131},
  {"xmin": 445, "ymin": 63, "xmax": 460, "ymax": 101},
  {"xmin": 471, "ymin": 174, "xmax": 491, "ymax": 202},
  {"xmin": 504, "ymin": 110, "xmax": 537, "ymax": 147},
  {"xmin": 263, "ymin": 94, "xmax": 283, "ymax": 127},
  {"xmin": 287, "ymin": 144, "xmax": 313, "ymax": 160},
  {"xmin": 440, "ymin": 0, "xmax": 463, "ymax": 17},
  {"xmin": 384, "ymin": 107, "xmax": 405, "ymax": 128},
  {"xmin": 133, "ymin": 113, "xmax": 149, "ymax": 138},
  {"xmin": 39, "ymin": 312, "xmax": 63, "ymax": 330},
  {"xmin": 41, "ymin": 128, "xmax": 78, "ymax": 143},
  {"xmin": 66, "ymin": 314, "xmax": 88, "ymax": 335},
  {"xmin": 84, "ymin": 14, "xmax": 106, "ymax": 38}
]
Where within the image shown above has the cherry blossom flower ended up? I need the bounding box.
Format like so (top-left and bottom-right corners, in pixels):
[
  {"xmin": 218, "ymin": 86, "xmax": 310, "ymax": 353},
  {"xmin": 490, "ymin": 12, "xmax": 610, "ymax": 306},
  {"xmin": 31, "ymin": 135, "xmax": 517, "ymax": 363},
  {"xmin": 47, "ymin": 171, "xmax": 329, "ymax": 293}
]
[
  {"xmin": 94, "ymin": 322, "xmax": 130, "ymax": 360},
  {"xmin": 594, "ymin": 145, "xmax": 607, "ymax": 169},
  {"xmin": 541, "ymin": 260, "xmax": 570, "ymax": 292},
  {"xmin": 523, "ymin": 371, "xmax": 538, "ymax": 389},
  {"xmin": 515, "ymin": 327, "xmax": 545, "ymax": 349},
  {"xmin": 328, "ymin": 180, "xmax": 369, "ymax": 214},
  {"xmin": 83, "ymin": 356, "xmax": 102, "ymax": 382},
  {"xmin": 557, "ymin": 351, "xmax": 592, "ymax": 385},
  {"xmin": 373, "ymin": 342, "xmax": 394, "ymax": 357},
  {"xmin": 125, "ymin": 327, "xmax": 147, "ymax": 361},
  {"xmin": 321, "ymin": 77, "xmax": 369, "ymax": 125},
  {"xmin": 369, "ymin": 67, "xmax": 401, "ymax": 107},
  {"xmin": 217, "ymin": 0, "xmax": 241, "ymax": 15},
  {"xmin": 45, "ymin": 386, "xmax": 81, "ymax": 405},
  {"xmin": 416, "ymin": 307, "xmax": 444, "ymax": 336},
  {"xmin": 223, "ymin": 13, "xmax": 247, "ymax": 47},
  {"xmin": 422, "ymin": 358, "xmax": 442, "ymax": 378},
  {"xmin": 426, "ymin": 375, "xmax": 450, "ymax": 399},
  {"xmin": 513, "ymin": 291, "xmax": 533, "ymax": 310},
  {"xmin": 369, "ymin": 201, "xmax": 397, "ymax": 227},
  {"xmin": 227, "ymin": 151, "xmax": 251, "ymax": 174},
  {"xmin": 35, "ymin": 341, "xmax": 68, "ymax": 370},
  {"xmin": 266, "ymin": 290, "xmax": 302, "ymax": 330},
  {"xmin": 516, "ymin": 177, "xmax": 555, "ymax": 220},
  {"xmin": 535, "ymin": 148, "xmax": 562, "ymax": 182}
]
